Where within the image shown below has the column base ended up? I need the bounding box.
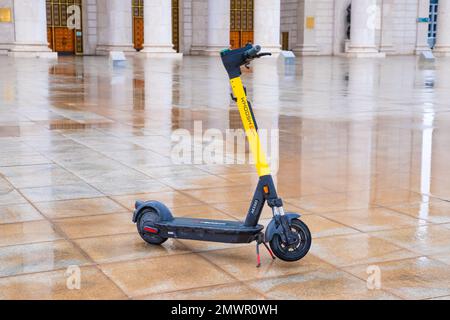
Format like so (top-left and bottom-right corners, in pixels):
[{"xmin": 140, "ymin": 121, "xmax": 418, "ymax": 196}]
[
  {"xmin": 96, "ymin": 45, "xmax": 136, "ymax": 56},
  {"xmin": 260, "ymin": 45, "xmax": 281, "ymax": 57},
  {"xmin": 433, "ymin": 46, "xmax": 450, "ymax": 57},
  {"xmin": 346, "ymin": 46, "xmax": 385, "ymax": 58},
  {"xmin": 415, "ymin": 43, "xmax": 432, "ymax": 55},
  {"xmin": 380, "ymin": 45, "xmax": 396, "ymax": 55},
  {"xmin": 293, "ymin": 45, "xmax": 319, "ymax": 56},
  {"xmin": 8, "ymin": 43, "xmax": 57, "ymax": 59},
  {"xmin": 140, "ymin": 45, "xmax": 182, "ymax": 58},
  {"xmin": 190, "ymin": 45, "xmax": 229, "ymax": 56}
]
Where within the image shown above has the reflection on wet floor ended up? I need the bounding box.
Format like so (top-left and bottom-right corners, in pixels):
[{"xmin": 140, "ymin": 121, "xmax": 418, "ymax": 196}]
[{"xmin": 1, "ymin": 54, "xmax": 450, "ymax": 300}]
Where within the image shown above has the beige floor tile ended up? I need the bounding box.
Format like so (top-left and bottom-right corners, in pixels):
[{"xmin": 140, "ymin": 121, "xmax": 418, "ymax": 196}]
[
  {"xmin": 0, "ymin": 240, "xmax": 91, "ymax": 277},
  {"xmin": 301, "ymin": 215, "xmax": 360, "ymax": 238},
  {"xmin": 247, "ymin": 268, "xmax": 399, "ymax": 300},
  {"xmin": 171, "ymin": 205, "xmax": 235, "ymax": 220},
  {"xmin": 112, "ymin": 190, "xmax": 202, "ymax": 211},
  {"xmin": 75, "ymin": 234, "xmax": 189, "ymax": 264},
  {"xmin": 321, "ymin": 207, "xmax": 427, "ymax": 232},
  {"xmin": 158, "ymin": 175, "xmax": 238, "ymax": 191},
  {"xmin": 34, "ymin": 197, "xmax": 126, "ymax": 219},
  {"xmin": 0, "ymin": 220, "xmax": 62, "ymax": 247},
  {"xmin": 344, "ymin": 257, "xmax": 450, "ymax": 300},
  {"xmin": 90, "ymin": 179, "xmax": 171, "ymax": 196},
  {"xmin": 386, "ymin": 198, "xmax": 450, "ymax": 224},
  {"xmin": 20, "ymin": 183, "xmax": 103, "ymax": 202},
  {"xmin": 311, "ymin": 233, "xmax": 419, "ymax": 267},
  {"xmin": 139, "ymin": 283, "xmax": 265, "ymax": 300},
  {"xmin": 139, "ymin": 165, "xmax": 210, "ymax": 179},
  {"xmin": 184, "ymin": 186, "xmax": 254, "ymax": 204},
  {"xmin": 286, "ymin": 191, "xmax": 375, "ymax": 214},
  {"xmin": 0, "ymin": 164, "xmax": 82, "ymax": 188},
  {"xmin": 0, "ymin": 189, "xmax": 28, "ymax": 206},
  {"xmin": 54, "ymin": 212, "xmax": 135, "ymax": 239},
  {"xmin": 200, "ymin": 246, "xmax": 324, "ymax": 281},
  {"xmin": 0, "ymin": 204, "xmax": 43, "ymax": 224},
  {"xmin": 369, "ymin": 225, "xmax": 450, "ymax": 255},
  {"xmin": 0, "ymin": 266, "xmax": 126, "ymax": 300},
  {"xmin": 100, "ymin": 254, "xmax": 234, "ymax": 297}
]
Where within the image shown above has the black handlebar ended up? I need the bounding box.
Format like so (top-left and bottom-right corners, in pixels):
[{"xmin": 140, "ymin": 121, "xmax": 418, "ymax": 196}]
[
  {"xmin": 221, "ymin": 44, "xmax": 272, "ymax": 79},
  {"xmin": 244, "ymin": 45, "xmax": 261, "ymax": 59}
]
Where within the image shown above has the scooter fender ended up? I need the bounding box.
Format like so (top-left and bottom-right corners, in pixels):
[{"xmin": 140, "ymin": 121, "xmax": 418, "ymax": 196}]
[
  {"xmin": 264, "ymin": 213, "xmax": 301, "ymax": 243},
  {"xmin": 132, "ymin": 200, "xmax": 174, "ymax": 223}
]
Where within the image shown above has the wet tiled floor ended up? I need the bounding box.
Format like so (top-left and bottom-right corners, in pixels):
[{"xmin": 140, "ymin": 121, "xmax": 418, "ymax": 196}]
[{"xmin": 0, "ymin": 54, "xmax": 450, "ymax": 300}]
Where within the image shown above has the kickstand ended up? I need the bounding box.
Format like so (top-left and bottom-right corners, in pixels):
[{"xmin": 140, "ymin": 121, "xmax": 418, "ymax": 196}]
[{"xmin": 255, "ymin": 234, "xmax": 276, "ymax": 268}]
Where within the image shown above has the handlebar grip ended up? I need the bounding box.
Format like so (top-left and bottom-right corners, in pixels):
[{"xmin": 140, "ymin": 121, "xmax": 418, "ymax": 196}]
[{"xmin": 244, "ymin": 45, "xmax": 261, "ymax": 59}]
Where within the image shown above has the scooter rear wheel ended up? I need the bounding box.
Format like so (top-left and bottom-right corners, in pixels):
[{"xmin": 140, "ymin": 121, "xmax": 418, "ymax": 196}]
[
  {"xmin": 269, "ymin": 219, "xmax": 311, "ymax": 262},
  {"xmin": 137, "ymin": 209, "xmax": 168, "ymax": 245}
]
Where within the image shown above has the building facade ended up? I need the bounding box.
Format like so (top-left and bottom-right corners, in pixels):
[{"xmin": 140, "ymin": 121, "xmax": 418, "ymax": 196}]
[{"xmin": 0, "ymin": 0, "xmax": 449, "ymax": 58}]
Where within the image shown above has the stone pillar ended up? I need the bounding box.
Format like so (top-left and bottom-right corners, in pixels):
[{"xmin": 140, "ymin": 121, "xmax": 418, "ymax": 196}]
[
  {"xmin": 346, "ymin": 0, "xmax": 384, "ymax": 57},
  {"xmin": 293, "ymin": 0, "xmax": 319, "ymax": 56},
  {"xmin": 141, "ymin": 0, "xmax": 181, "ymax": 56},
  {"xmin": 379, "ymin": 0, "xmax": 394, "ymax": 54},
  {"xmin": 191, "ymin": 0, "xmax": 229, "ymax": 56},
  {"xmin": 190, "ymin": 0, "xmax": 208, "ymax": 55},
  {"xmin": 415, "ymin": 0, "xmax": 432, "ymax": 54},
  {"xmin": 8, "ymin": 0, "xmax": 56, "ymax": 58},
  {"xmin": 434, "ymin": 0, "xmax": 450, "ymax": 56},
  {"xmin": 254, "ymin": 0, "xmax": 281, "ymax": 55},
  {"xmin": 96, "ymin": 0, "xmax": 134, "ymax": 55}
]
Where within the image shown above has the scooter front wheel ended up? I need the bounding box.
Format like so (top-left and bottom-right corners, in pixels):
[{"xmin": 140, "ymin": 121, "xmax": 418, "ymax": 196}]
[
  {"xmin": 137, "ymin": 209, "xmax": 168, "ymax": 245},
  {"xmin": 269, "ymin": 219, "xmax": 311, "ymax": 262}
]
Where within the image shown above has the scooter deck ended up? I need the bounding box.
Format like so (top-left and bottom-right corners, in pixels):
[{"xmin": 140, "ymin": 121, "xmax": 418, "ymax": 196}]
[{"xmin": 155, "ymin": 218, "xmax": 264, "ymax": 243}]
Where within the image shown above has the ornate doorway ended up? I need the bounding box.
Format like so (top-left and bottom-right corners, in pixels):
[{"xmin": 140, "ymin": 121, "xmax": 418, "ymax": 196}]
[
  {"xmin": 132, "ymin": 0, "xmax": 144, "ymax": 51},
  {"xmin": 46, "ymin": 0, "xmax": 83, "ymax": 55},
  {"xmin": 230, "ymin": 0, "xmax": 254, "ymax": 49}
]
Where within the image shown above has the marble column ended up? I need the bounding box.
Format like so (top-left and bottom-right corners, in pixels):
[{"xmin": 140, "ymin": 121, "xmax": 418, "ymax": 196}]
[
  {"xmin": 434, "ymin": 0, "xmax": 450, "ymax": 56},
  {"xmin": 141, "ymin": 0, "xmax": 181, "ymax": 57},
  {"xmin": 379, "ymin": 0, "xmax": 394, "ymax": 54},
  {"xmin": 254, "ymin": 0, "xmax": 281, "ymax": 55},
  {"xmin": 293, "ymin": 0, "xmax": 319, "ymax": 56},
  {"xmin": 191, "ymin": 0, "xmax": 229, "ymax": 56},
  {"xmin": 415, "ymin": 0, "xmax": 432, "ymax": 54},
  {"xmin": 8, "ymin": 0, "xmax": 56, "ymax": 58},
  {"xmin": 96, "ymin": 0, "xmax": 134, "ymax": 55},
  {"xmin": 346, "ymin": 0, "xmax": 384, "ymax": 57}
]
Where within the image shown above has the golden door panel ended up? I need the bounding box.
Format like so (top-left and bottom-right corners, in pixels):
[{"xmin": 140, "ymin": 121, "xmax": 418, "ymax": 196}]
[
  {"xmin": 172, "ymin": 0, "xmax": 180, "ymax": 52},
  {"xmin": 46, "ymin": 0, "xmax": 83, "ymax": 55},
  {"xmin": 230, "ymin": 0, "xmax": 254, "ymax": 49},
  {"xmin": 132, "ymin": 0, "xmax": 144, "ymax": 51},
  {"xmin": 54, "ymin": 27, "xmax": 75, "ymax": 52},
  {"xmin": 133, "ymin": 17, "xmax": 144, "ymax": 51}
]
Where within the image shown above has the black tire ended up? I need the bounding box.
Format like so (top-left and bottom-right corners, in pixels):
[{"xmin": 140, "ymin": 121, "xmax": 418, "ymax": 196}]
[
  {"xmin": 137, "ymin": 209, "xmax": 168, "ymax": 245},
  {"xmin": 269, "ymin": 219, "xmax": 311, "ymax": 262}
]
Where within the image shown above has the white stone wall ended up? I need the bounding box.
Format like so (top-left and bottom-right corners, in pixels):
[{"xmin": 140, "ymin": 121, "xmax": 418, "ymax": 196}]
[
  {"xmin": 314, "ymin": 0, "xmax": 334, "ymax": 55},
  {"xmin": 0, "ymin": 0, "xmax": 439, "ymax": 56},
  {"xmin": 280, "ymin": 0, "xmax": 298, "ymax": 50},
  {"xmin": 391, "ymin": 0, "xmax": 419, "ymax": 54},
  {"xmin": 83, "ymin": 0, "xmax": 97, "ymax": 55},
  {"xmin": 0, "ymin": 0, "xmax": 14, "ymax": 52},
  {"xmin": 182, "ymin": 0, "xmax": 193, "ymax": 54}
]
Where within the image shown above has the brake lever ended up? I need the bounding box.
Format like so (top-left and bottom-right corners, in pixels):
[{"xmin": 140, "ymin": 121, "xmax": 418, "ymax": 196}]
[{"xmin": 256, "ymin": 53, "xmax": 272, "ymax": 58}]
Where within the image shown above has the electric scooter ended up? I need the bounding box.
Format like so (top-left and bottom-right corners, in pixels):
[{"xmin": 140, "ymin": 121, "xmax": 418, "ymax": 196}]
[{"xmin": 132, "ymin": 44, "xmax": 312, "ymax": 267}]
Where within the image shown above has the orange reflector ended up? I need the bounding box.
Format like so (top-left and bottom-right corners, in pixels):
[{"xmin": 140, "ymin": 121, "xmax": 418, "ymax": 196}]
[{"xmin": 263, "ymin": 186, "xmax": 269, "ymax": 194}]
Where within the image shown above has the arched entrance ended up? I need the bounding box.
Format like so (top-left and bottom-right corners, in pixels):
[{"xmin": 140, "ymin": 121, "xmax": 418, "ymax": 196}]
[
  {"xmin": 230, "ymin": 0, "xmax": 254, "ymax": 49},
  {"xmin": 132, "ymin": 0, "xmax": 144, "ymax": 51},
  {"xmin": 46, "ymin": 0, "xmax": 83, "ymax": 55}
]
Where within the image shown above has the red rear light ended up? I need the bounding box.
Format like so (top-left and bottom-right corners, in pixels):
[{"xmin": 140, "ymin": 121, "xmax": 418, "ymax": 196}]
[{"xmin": 144, "ymin": 226, "xmax": 158, "ymax": 234}]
